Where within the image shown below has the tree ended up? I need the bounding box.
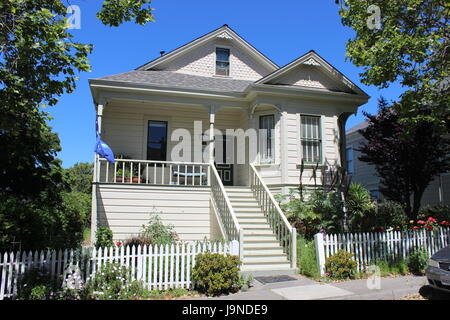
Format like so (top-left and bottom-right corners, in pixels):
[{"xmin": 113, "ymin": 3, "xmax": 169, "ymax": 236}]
[
  {"xmin": 63, "ymin": 162, "xmax": 94, "ymax": 195},
  {"xmin": 0, "ymin": 0, "xmax": 155, "ymax": 250},
  {"xmin": 336, "ymin": 0, "xmax": 449, "ymax": 121},
  {"xmin": 358, "ymin": 98, "xmax": 450, "ymax": 219}
]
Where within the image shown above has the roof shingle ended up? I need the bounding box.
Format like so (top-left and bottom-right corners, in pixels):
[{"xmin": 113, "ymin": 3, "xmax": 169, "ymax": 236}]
[{"xmin": 94, "ymin": 70, "xmax": 253, "ymax": 93}]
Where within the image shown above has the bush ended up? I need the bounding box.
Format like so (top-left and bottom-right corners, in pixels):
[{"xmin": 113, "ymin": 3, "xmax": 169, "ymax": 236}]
[
  {"xmin": 407, "ymin": 249, "xmax": 429, "ymax": 275},
  {"xmin": 297, "ymin": 236, "xmax": 320, "ymax": 278},
  {"xmin": 95, "ymin": 226, "xmax": 114, "ymax": 248},
  {"xmin": 375, "ymin": 201, "xmax": 408, "ymax": 231},
  {"xmin": 123, "ymin": 214, "xmax": 179, "ymax": 247},
  {"xmin": 84, "ymin": 262, "xmax": 145, "ymax": 300},
  {"xmin": 192, "ymin": 252, "xmax": 241, "ymax": 296},
  {"xmin": 325, "ymin": 250, "xmax": 357, "ymax": 280},
  {"xmin": 345, "ymin": 183, "xmax": 375, "ymax": 231},
  {"xmin": 17, "ymin": 267, "xmax": 57, "ymax": 300},
  {"xmin": 419, "ymin": 205, "xmax": 450, "ymax": 222}
]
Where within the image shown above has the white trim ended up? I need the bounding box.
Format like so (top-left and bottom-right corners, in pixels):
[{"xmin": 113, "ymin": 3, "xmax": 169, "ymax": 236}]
[
  {"xmin": 137, "ymin": 25, "xmax": 278, "ymax": 72},
  {"xmin": 142, "ymin": 116, "xmax": 172, "ymax": 161}
]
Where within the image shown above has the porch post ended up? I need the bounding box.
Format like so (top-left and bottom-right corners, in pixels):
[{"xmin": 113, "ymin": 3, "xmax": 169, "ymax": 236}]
[
  {"xmin": 91, "ymin": 101, "xmax": 105, "ymax": 246},
  {"xmin": 208, "ymin": 106, "xmax": 215, "ymax": 185}
]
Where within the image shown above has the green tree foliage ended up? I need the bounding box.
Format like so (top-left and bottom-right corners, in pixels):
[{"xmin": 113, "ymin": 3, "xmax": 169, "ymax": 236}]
[
  {"xmin": 337, "ymin": 0, "xmax": 449, "ymax": 120},
  {"xmin": 63, "ymin": 162, "xmax": 94, "ymax": 195},
  {"xmin": 0, "ymin": 1, "xmax": 155, "ymax": 250},
  {"xmin": 358, "ymin": 98, "xmax": 450, "ymax": 219}
]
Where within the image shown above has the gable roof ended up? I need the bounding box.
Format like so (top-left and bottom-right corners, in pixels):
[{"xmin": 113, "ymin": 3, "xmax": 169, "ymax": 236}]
[
  {"xmin": 255, "ymin": 50, "xmax": 369, "ymax": 98},
  {"xmin": 136, "ymin": 24, "xmax": 279, "ymax": 72},
  {"xmin": 93, "ymin": 70, "xmax": 253, "ymax": 93}
]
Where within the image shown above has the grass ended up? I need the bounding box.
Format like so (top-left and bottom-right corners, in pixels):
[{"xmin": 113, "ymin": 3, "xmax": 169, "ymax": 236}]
[
  {"xmin": 135, "ymin": 288, "xmax": 200, "ymax": 300},
  {"xmin": 297, "ymin": 236, "xmax": 320, "ymax": 279},
  {"xmin": 82, "ymin": 227, "xmax": 91, "ymax": 246}
]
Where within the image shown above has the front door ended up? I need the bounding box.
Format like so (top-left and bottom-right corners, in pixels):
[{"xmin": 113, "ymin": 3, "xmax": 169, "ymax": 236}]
[{"xmin": 215, "ymin": 134, "xmax": 234, "ymax": 186}]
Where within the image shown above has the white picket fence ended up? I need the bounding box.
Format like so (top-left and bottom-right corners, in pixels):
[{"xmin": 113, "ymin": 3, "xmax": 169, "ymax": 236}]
[
  {"xmin": 314, "ymin": 227, "xmax": 450, "ymax": 275},
  {"xmin": 0, "ymin": 240, "xmax": 239, "ymax": 300}
]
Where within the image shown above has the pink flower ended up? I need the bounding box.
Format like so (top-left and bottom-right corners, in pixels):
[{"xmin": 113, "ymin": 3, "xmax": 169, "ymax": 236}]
[
  {"xmin": 441, "ymin": 221, "xmax": 450, "ymax": 226},
  {"xmin": 417, "ymin": 220, "xmax": 426, "ymax": 225},
  {"xmin": 115, "ymin": 241, "xmax": 121, "ymax": 246},
  {"xmin": 427, "ymin": 217, "xmax": 437, "ymax": 223}
]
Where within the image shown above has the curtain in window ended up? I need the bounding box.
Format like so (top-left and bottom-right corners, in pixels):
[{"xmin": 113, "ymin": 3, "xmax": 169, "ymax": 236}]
[{"xmin": 301, "ymin": 116, "xmax": 321, "ymax": 163}]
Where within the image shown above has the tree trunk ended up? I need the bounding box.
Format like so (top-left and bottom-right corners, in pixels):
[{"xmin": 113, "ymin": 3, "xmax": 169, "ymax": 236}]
[{"xmin": 412, "ymin": 187, "xmax": 426, "ymax": 220}]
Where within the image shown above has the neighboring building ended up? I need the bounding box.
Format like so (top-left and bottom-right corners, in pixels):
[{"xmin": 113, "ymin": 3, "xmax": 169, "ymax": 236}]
[
  {"xmin": 89, "ymin": 25, "xmax": 369, "ymax": 273},
  {"xmin": 346, "ymin": 121, "xmax": 450, "ymax": 205}
]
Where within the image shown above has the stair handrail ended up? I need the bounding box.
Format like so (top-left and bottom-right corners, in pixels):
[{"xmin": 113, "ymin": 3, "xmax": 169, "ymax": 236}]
[
  {"xmin": 249, "ymin": 163, "xmax": 297, "ymax": 268},
  {"xmin": 209, "ymin": 162, "xmax": 243, "ymax": 258}
]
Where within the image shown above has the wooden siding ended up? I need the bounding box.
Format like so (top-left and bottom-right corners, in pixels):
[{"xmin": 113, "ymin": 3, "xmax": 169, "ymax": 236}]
[{"xmin": 96, "ymin": 184, "xmax": 218, "ymax": 241}]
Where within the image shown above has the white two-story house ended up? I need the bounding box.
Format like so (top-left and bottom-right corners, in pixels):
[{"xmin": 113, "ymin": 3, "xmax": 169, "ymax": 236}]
[{"xmin": 89, "ymin": 25, "xmax": 369, "ymax": 273}]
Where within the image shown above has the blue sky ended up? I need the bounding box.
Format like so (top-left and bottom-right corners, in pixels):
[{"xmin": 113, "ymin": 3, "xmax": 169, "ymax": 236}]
[{"xmin": 51, "ymin": 0, "xmax": 403, "ymax": 168}]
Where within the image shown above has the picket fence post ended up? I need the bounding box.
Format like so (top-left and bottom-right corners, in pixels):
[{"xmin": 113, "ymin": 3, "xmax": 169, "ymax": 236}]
[{"xmin": 314, "ymin": 233, "xmax": 326, "ymax": 276}]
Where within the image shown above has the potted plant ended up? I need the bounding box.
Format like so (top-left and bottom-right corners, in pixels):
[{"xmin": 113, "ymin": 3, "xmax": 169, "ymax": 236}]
[{"xmin": 115, "ymin": 154, "xmax": 140, "ymax": 183}]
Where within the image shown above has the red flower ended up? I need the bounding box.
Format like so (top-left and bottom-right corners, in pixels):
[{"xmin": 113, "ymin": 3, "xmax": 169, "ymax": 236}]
[
  {"xmin": 413, "ymin": 226, "xmax": 420, "ymax": 230},
  {"xmin": 426, "ymin": 226, "xmax": 433, "ymax": 231},
  {"xmin": 441, "ymin": 221, "xmax": 450, "ymax": 226},
  {"xmin": 417, "ymin": 220, "xmax": 426, "ymax": 225},
  {"xmin": 115, "ymin": 241, "xmax": 122, "ymax": 246},
  {"xmin": 427, "ymin": 217, "xmax": 437, "ymax": 223}
]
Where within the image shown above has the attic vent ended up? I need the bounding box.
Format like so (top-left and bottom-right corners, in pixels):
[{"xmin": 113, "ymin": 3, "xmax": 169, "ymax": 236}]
[
  {"xmin": 303, "ymin": 58, "xmax": 320, "ymax": 66},
  {"xmin": 216, "ymin": 31, "xmax": 233, "ymax": 39}
]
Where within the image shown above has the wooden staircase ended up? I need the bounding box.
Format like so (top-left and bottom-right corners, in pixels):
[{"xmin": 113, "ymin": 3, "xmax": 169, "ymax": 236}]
[{"xmin": 225, "ymin": 186, "xmax": 295, "ymax": 274}]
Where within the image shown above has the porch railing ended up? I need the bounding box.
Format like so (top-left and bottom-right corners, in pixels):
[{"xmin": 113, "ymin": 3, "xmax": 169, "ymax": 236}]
[
  {"xmin": 249, "ymin": 163, "xmax": 297, "ymax": 268},
  {"xmin": 210, "ymin": 162, "xmax": 243, "ymax": 258},
  {"xmin": 96, "ymin": 158, "xmax": 210, "ymax": 186}
]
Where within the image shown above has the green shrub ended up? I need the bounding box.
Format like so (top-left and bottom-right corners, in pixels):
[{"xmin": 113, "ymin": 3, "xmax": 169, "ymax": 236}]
[
  {"xmin": 407, "ymin": 249, "xmax": 429, "ymax": 275},
  {"xmin": 297, "ymin": 236, "xmax": 320, "ymax": 278},
  {"xmin": 375, "ymin": 201, "xmax": 408, "ymax": 230},
  {"xmin": 84, "ymin": 262, "xmax": 145, "ymax": 300},
  {"xmin": 123, "ymin": 214, "xmax": 179, "ymax": 247},
  {"xmin": 345, "ymin": 183, "xmax": 375, "ymax": 231},
  {"xmin": 95, "ymin": 226, "xmax": 114, "ymax": 248},
  {"xmin": 325, "ymin": 250, "xmax": 357, "ymax": 280},
  {"xmin": 192, "ymin": 252, "xmax": 241, "ymax": 296},
  {"xmin": 419, "ymin": 205, "xmax": 450, "ymax": 222},
  {"xmin": 374, "ymin": 259, "xmax": 409, "ymax": 276},
  {"xmin": 17, "ymin": 267, "xmax": 57, "ymax": 300}
]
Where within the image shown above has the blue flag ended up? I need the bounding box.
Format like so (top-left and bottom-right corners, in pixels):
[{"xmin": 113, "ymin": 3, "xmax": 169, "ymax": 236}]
[{"xmin": 95, "ymin": 116, "xmax": 115, "ymax": 164}]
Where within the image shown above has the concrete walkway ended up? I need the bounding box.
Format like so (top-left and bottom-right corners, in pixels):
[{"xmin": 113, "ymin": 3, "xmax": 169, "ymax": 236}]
[{"xmin": 198, "ymin": 274, "xmax": 430, "ymax": 300}]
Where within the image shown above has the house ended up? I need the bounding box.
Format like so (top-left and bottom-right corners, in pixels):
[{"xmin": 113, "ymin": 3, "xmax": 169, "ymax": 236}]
[
  {"xmin": 346, "ymin": 121, "xmax": 450, "ymax": 205},
  {"xmin": 89, "ymin": 25, "xmax": 369, "ymax": 273}
]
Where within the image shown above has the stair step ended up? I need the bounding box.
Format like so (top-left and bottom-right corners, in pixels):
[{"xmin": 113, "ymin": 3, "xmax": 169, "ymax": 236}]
[
  {"xmin": 244, "ymin": 234, "xmax": 278, "ymax": 241},
  {"xmin": 240, "ymin": 263, "xmax": 292, "ymax": 272},
  {"xmin": 243, "ymin": 255, "xmax": 289, "ymax": 264},
  {"xmin": 234, "ymin": 211, "xmax": 266, "ymax": 219},
  {"xmin": 243, "ymin": 240, "xmax": 282, "ymax": 248},
  {"xmin": 237, "ymin": 217, "xmax": 268, "ymax": 223},
  {"xmin": 232, "ymin": 203, "xmax": 262, "ymax": 208},
  {"xmin": 244, "ymin": 248, "xmax": 285, "ymax": 255},
  {"xmin": 243, "ymin": 228, "xmax": 274, "ymax": 234},
  {"xmin": 233, "ymin": 207, "xmax": 263, "ymax": 213},
  {"xmin": 240, "ymin": 225, "xmax": 272, "ymax": 231}
]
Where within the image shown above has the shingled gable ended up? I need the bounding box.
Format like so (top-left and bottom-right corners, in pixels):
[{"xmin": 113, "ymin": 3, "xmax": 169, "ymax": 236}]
[
  {"xmin": 255, "ymin": 50, "xmax": 369, "ymax": 97},
  {"xmin": 136, "ymin": 24, "xmax": 278, "ymax": 74}
]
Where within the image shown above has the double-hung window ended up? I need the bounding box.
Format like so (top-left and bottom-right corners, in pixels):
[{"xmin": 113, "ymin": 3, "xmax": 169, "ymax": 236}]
[
  {"xmin": 346, "ymin": 147, "xmax": 354, "ymax": 174},
  {"xmin": 259, "ymin": 115, "xmax": 275, "ymax": 163},
  {"xmin": 216, "ymin": 48, "xmax": 230, "ymax": 76},
  {"xmin": 147, "ymin": 120, "xmax": 168, "ymax": 161},
  {"xmin": 300, "ymin": 115, "xmax": 322, "ymax": 163}
]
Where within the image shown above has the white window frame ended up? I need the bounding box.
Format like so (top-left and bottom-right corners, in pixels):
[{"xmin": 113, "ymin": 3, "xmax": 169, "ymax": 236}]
[
  {"xmin": 346, "ymin": 145, "xmax": 354, "ymax": 174},
  {"xmin": 299, "ymin": 114, "xmax": 323, "ymax": 164},
  {"xmin": 215, "ymin": 46, "xmax": 231, "ymax": 77},
  {"xmin": 258, "ymin": 114, "xmax": 276, "ymax": 164}
]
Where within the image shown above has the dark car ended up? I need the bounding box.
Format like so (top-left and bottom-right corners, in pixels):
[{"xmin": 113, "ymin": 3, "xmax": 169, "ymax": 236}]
[{"xmin": 426, "ymin": 246, "xmax": 450, "ymax": 293}]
